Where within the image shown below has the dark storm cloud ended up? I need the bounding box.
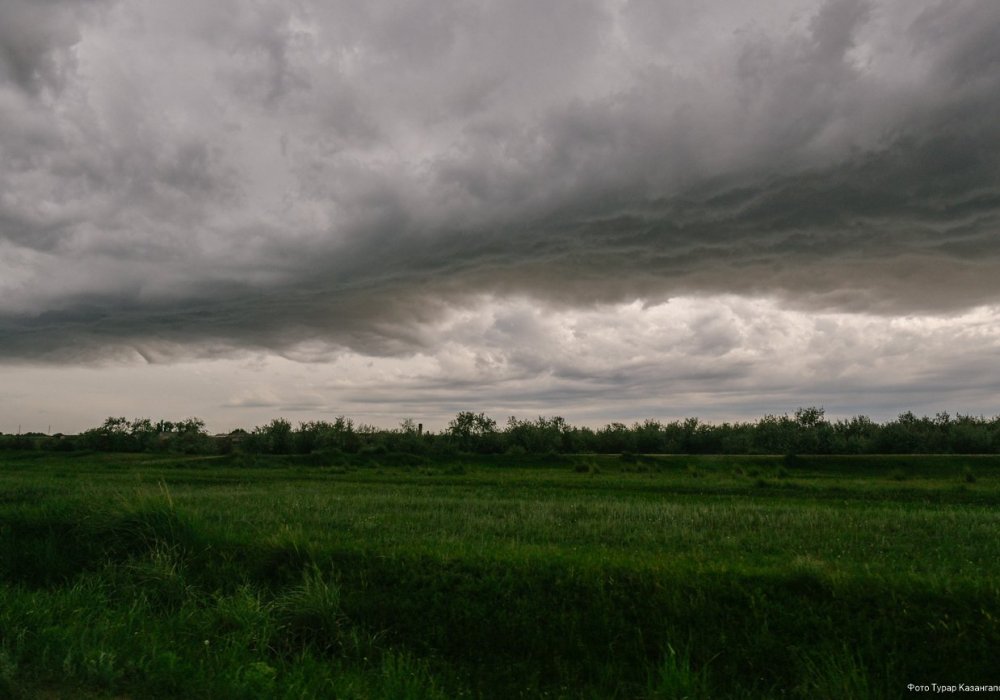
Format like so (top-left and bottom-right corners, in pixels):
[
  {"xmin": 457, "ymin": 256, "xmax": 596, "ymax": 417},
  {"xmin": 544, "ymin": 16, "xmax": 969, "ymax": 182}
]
[
  {"xmin": 0, "ymin": 0, "xmax": 104, "ymax": 94},
  {"xmin": 2, "ymin": 0, "xmax": 1000, "ymax": 361}
]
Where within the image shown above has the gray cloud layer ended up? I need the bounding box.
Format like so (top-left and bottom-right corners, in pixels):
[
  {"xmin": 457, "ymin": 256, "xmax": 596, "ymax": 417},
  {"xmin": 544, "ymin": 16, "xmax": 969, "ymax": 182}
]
[{"xmin": 2, "ymin": 0, "xmax": 1000, "ymax": 361}]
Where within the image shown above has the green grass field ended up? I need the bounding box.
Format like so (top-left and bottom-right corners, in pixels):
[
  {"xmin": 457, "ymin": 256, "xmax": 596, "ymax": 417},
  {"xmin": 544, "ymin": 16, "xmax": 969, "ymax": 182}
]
[{"xmin": 1, "ymin": 452, "xmax": 999, "ymax": 698}]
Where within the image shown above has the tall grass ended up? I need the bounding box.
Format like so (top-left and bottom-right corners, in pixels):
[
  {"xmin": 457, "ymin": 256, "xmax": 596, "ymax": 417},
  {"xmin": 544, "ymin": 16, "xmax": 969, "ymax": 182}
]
[{"xmin": 0, "ymin": 452, "xmax": 998, "ymax": 697}]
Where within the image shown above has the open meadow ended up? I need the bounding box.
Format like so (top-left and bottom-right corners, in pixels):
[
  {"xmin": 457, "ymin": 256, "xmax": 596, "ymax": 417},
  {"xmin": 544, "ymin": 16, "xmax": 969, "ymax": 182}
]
[{"xmin": 1, "ymin": 451, "xmax": 999, "ymax": 698}]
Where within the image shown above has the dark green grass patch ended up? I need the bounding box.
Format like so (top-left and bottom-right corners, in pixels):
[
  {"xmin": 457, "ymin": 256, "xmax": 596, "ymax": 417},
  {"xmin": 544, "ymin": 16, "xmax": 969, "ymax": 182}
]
[{"xmin": 1, "ymin": 454, "xmax": 999, "ymax": 697}]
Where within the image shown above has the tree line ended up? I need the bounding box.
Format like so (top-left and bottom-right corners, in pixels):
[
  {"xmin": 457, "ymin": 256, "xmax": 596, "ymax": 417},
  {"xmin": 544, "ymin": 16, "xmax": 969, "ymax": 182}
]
[{"xmin": 5, "ymin": 408, "xmax": 1000, "ymax": 455}]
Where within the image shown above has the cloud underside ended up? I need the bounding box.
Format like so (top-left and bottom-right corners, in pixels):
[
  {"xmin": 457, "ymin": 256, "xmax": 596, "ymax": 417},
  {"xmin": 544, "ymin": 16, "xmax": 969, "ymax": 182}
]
[
  {"xmin": 1, "ymin": 0, "xmax": 1000, "ymax": 361},
  {"xmin": 8, "ymin": 296, "xmax": 1000, "ymax": 433}
]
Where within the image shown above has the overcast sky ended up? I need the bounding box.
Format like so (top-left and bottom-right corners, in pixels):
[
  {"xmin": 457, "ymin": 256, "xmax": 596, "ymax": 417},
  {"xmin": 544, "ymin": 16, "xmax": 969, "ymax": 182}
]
[{"xmin": 2, "ymin": 0, "xmax": 999, "ymax": 433}]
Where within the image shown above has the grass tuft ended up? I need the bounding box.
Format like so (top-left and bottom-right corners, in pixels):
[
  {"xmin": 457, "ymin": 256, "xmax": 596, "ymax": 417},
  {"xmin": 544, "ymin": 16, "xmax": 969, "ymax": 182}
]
[
  {"xmin": 646, "ymin": 644, "xmax": 709, "ymax": 699},
  {"xmin": 274, "ymin": 566, "xmax": 351, "ymax": 655},
  {"xmin": 376, "ymin": 651, "xmax": 449, "ymax": 700},
  {"xmin": 795, "ymin": 645, "xmax": 885, "ymax": 700}
]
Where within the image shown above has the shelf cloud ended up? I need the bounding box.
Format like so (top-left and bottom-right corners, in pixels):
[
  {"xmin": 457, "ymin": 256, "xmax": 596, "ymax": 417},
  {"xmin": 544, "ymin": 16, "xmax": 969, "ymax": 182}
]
[{"xmin": 2, "ymin": 0, "xmax": 999, "ymax": 429}]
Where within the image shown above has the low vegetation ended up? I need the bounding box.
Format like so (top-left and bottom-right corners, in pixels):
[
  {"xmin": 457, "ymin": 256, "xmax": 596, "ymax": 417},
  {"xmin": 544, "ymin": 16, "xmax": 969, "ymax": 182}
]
[{"xmin": 1, "ymin": 451, "xmax": 998, "ymax": 697}]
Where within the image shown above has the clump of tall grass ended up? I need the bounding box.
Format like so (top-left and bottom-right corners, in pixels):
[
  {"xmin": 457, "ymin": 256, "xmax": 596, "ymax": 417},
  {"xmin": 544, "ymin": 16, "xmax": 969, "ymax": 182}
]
[
  {"xmin": 376, "ymin": 652, "xmax": 448, "ymax": 700},
  {"xmin": 238, "ymin": 661, "xmax": 279, "ymax": 695},
  {"xmin": 646, "ymin": 644, "xmax": 709, "ymax": 699},
  {"xmin": 254, "ymin": 525, "xmax": 316, "ymax": 588},
  {"xmin": 273, "ymin": 566, "xmax": 350, "ymax": 655},
  {"xmin": 123, "ymin": 544, "xmax": 195, "ymax": 610},
  {"xmin": 98, "ymin": 483, "xmax": 204, "ymax": 560},
  {"xmin": 795, "ymin": 645, "xmax": 883, "ymax": 700}
]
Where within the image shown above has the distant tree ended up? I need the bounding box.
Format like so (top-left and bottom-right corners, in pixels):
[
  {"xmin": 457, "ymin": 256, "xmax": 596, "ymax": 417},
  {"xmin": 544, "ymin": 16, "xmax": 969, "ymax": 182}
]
[
  {"xmin": 307, "ymin": 416, "xmax": 358, "ymax": 453},
  {"xmin": 34, "ymin": 409, "xmax": 1000, "ymax": 457},
  {"xmin": 448, "ymin": 412, "xmax": 499, "ymax": 452},
  {"xmin": 129, "ymin": 417, "xmax": 158, "ymax": 451},
  {"xmin": 171, "ymin": 417, "xmax": 210, "ymax": 453},
  {"xmin": 390, "ymin": 418, "xmax": 427, "ymax": 453},
  {"xmin": 634, "ymin": 419, "xmax": 665, "ymax": 453},
  {"xmin": 81, "ymin": 417, "xmax": 133, "ymax": 451},
  {"xmin": 794, "ymin": 407, "xmax": 825, "ymax": 428},
  {"xmin": 255, "ymin": 418, "xmax": 293, "ymax": 454},
  {"xmin": 753, "ymin": 414, "xmax": 797, "ymax": 454},
  {"xmin": 504, "ymin": 416, "xmax": 569, "ymax": 453}
]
